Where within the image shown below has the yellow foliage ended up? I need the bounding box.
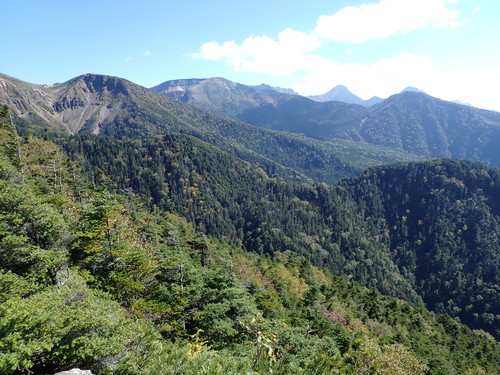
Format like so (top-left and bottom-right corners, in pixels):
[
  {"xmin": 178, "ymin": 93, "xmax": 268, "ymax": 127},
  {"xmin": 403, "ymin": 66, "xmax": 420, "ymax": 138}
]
[
  {"xmin": 267, "ymin": 263, "xmax": 308, "ymax": 298},
  {"xmin": 309, "ymin": 265, "xmax": 331, "ymax": 287},
  {"xmin": 377, "ymin": 343, "xmax": 428, "ymax": 374},
  {"xmin": 187, "ymin": 329, "xmax": 213, "ymax": 357}
]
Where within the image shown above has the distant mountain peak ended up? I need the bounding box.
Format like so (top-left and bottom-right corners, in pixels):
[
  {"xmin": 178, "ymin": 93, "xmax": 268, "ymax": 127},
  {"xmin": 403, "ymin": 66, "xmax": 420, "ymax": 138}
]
[
  {"xmin": 330, "ymin": 84, "xmax": 349, "ymax": 92},
  {"xmin": 400, "ymin": 86, "xmax": 427, "ymax": 94},
  {"xmin": 309, "ymin": 85, "xmax": 432, "ymax": 105},
  {"xmin": 150, "ymin": 78, "xmax": 209, "ymax": 100},
  {"xmin": 308, "ymin": 85, "xmax": 383, "ymax": 106}
]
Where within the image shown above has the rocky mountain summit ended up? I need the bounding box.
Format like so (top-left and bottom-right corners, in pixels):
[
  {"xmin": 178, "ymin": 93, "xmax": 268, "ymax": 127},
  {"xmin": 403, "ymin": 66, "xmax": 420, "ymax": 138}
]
[
  {"xmin": 149, "ymin": 77, "xmax": 206, "ymax": 100},
  {"xmin": 0, "ymin": 73, "xmax": 133, "ymax": 135}
]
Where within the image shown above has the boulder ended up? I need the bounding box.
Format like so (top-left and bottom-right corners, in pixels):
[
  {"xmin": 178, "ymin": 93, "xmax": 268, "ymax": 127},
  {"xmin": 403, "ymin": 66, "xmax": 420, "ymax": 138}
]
[{"xmin": 50, "ymin": 369, "xmax": 94, "ymax": 375}]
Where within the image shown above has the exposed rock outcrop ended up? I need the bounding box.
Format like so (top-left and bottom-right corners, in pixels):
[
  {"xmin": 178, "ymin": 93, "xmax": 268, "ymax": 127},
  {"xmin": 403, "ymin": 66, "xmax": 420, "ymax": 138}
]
[
  {"xmin": 49, "ymin": 369, "xmax": 94, "ymax": 375},
  {"xmin": 53, "ymin": 97, "xmax": 85, "ymax": 112}
]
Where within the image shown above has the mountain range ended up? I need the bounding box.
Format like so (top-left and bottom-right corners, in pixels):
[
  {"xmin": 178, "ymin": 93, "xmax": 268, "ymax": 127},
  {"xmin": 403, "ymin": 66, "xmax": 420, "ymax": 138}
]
[
  {"xmin": 307, "ymin": 84, "xmax": 383, "ymax": 105},
  {"xmin": 0, "ymin": 73, "xmax": 419, "ymax": 184},
  {"xmin": 152, "ymin": 76, "xmax": 500, "ymax": 168},
  {"xmin": 0, "ymin": 71, "xmax": 499, "ymax": 373},
  {"xmin": 4, "ymin": 72, "xmax": 497, "ymax": 173}
]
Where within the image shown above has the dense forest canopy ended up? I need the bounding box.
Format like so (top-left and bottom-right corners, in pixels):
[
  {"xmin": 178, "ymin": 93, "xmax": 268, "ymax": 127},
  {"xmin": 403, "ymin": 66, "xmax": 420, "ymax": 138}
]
[
  {"xmin": 0, "ymin": 73, "xmax": 419, "ymax": 185},
  {"xmin": 0, "ymin": 105, "xmax": 499, "ymax": 374},
  {"xmin": 152, "ymin": 77, "xmax": 500, "ymax": 168},
  {"xmin": 61, "ymin": 133, "xmax": 500, "ymax": 339}
]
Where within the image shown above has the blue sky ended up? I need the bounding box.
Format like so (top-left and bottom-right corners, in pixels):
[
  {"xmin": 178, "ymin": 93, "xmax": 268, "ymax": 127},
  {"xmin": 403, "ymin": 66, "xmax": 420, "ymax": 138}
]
[{"xmin": 3, "ymin": 0, "xmax": 500, "ymax": 111}]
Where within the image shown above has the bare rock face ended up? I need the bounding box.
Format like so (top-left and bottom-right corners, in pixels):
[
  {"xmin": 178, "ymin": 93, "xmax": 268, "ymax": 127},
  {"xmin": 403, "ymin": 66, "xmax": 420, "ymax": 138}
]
[
  {"xmin": 0, "ymin": 73, "xmax": 131, "ymax": 135},
  {"xmin": 151, "ymin": 78, "xmax": 207, "ymax": 100},
  {"xmin": 0, "ymin": 74, "xmax": 61, "ymax": 126},
  {"xmin": 53, "ymin": 96, "xmax": 85, "ymax": 112},
  {"xmin": 50, "ymin": 369, "xmax": 94, "ymax": 375},
  {"xmin": 49, "ymin": 74, "xmax": 130, "ymax": 134}
]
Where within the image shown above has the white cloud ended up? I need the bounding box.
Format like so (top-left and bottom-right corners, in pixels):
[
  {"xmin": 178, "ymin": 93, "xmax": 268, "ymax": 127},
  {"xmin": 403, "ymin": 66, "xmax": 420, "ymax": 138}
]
[
  {"xmin": 125, "ymin": 51, "xmax": 153, "ymax": 62},
  {"xmin": 427, "ymin": 66, "xmax": 500, "ymax": 111},
  {"xmin": 193, "ymin": 29, "xmax": 324, "ymax": 75},
  {"xmin": 292, "ymin": 54, "xmax": 437, "ymax": 97},
  {"xmin": 315, "ymin": 0, "xmax": 461, "ymax": 43},
  {"xmin": 191, "ymin": 0, "xmax": 500, "ymax": 111},
  {"xmin": 292, "ymin": 54, "xmax": 500, "ymax": 112},
  {"xmin": 193, "ymin": 0, "xmax": 461, "ymax": 75}
]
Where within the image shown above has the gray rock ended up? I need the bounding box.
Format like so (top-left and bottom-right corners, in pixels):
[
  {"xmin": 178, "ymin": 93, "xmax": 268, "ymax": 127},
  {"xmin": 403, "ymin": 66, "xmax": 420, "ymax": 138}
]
[{"xmin": 50, "ymin": 369, "xmax": 94, "ymax": 375}]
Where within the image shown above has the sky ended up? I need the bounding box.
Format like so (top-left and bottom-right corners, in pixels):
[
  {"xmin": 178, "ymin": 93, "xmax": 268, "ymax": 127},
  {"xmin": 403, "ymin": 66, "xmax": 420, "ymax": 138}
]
[{"xmin": 2, "ymin": 0, "xmax": 500, "ymax": 111}]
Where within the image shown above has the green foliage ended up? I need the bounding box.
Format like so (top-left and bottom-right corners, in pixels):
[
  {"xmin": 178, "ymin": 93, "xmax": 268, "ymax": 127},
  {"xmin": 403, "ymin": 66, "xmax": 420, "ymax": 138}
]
[
  {"xmin": 0, "ymin": 118, "xmax": 498, "ymax": 374},
  {"xmin": 155, "ymin": 79, "xmax": 500, "ymax": 168},
  {"xmin": 341, "ymin": 159, "xmax": 500, "ymax": 337},
  {"xmin": 62, "ymin": 134, "xmax": 499, "ymax": 338},
  {"xmin": 0, "ymin": 178, "xmax": 69, "ymax": 285},
  {"xmin": 0, "ymin": 106, "xmax": 22, "ymax": 167},
  {"xmin": 0, "ymin": 273, "xmax": 148, "ymax": 375}
]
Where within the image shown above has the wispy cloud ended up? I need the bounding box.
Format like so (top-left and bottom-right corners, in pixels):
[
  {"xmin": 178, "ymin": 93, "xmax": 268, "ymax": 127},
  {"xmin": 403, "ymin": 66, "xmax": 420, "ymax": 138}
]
[{"xmin": 125, "ymin": 51, "xmax": 153, "ymax": 62}]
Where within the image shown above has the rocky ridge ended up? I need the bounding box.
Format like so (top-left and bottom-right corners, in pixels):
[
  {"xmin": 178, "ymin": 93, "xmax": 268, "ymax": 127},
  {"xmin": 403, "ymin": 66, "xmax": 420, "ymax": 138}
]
[{"xmin": 0, "ymin": 73, "xmax": 131, "ymax": 135}]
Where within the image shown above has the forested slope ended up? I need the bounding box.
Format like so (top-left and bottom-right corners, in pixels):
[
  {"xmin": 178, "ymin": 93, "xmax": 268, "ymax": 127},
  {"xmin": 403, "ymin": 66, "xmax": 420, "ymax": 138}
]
[
  {"xmin": 338, "ymin": 160, "xmax": 500, "ymax": 337},
  {"xmin": 61, "ymin": 134, "xmax": 500, "ymax": 338},
  {"xmin": 0, "ymin": 106, "xmax": 498, "ymax": 375},
  {"xmin": 153, "ymin": 77, "xmax": 500, "ymax": 168},
  {"xmin": 1, "ymin": 73, "xmax": 418, "ymax": 184}
]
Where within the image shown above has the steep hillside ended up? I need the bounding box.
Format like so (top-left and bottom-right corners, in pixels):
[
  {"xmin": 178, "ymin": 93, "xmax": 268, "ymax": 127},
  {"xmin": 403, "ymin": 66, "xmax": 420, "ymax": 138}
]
[
  {"xmin": 154, "ymin": 77, "xmax": 500, "ymax": 167},
  {"xmin": 1, "ymin": 111, "xmax": 498, "ymax": 375},
  {"xmin": 62, "ymin": 131, "xmax": 500, "ymax": 339},
  {"xmin": 151, "ymin": 76, "xmax": 368, "ymax": 139},
  {"xmin": 0, "ymin": 73, "xmax": 419, "ymax": 183},
  {"xmin": 50, "ymin": 74, "xmax": 132, "ymax": 134},
  {"xmin": 354, "ymin": 92, "xmax": 500, "ymax": 163},
  {"xmin": 339, "ymin": 159, "xmax": 500, "ymax": 337},
  {"xmin": 0, "ymin": 73, "xmax": 144, "ymax": 136},
  {"xmin": 0, "ymin": 73, "xmax": 69, "ymax": 135}
]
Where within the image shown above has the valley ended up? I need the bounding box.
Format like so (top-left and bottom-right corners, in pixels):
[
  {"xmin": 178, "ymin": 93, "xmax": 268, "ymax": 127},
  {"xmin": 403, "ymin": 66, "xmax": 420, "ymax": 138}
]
[{"xmin": 0, "ymin": 72, "xmax": 499, "ymax": 374}]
